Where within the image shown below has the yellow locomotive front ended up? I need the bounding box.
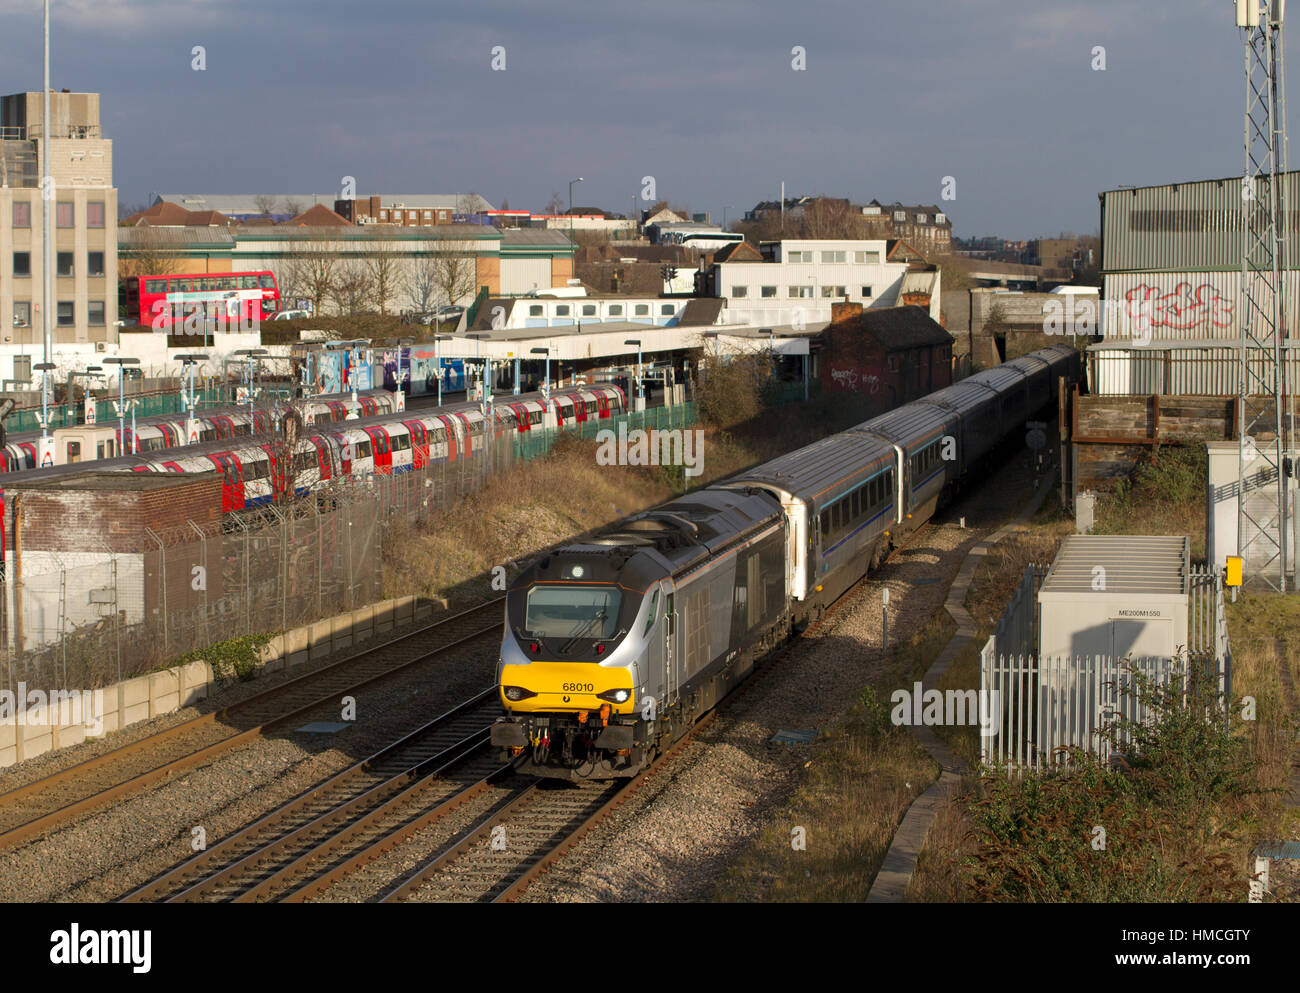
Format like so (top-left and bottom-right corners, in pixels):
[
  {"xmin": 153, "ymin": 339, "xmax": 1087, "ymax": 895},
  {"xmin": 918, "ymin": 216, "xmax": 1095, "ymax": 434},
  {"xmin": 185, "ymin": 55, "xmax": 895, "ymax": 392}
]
[{"xmin": 491, "ymin": 547, "xmax": 665, "ymax": 780}]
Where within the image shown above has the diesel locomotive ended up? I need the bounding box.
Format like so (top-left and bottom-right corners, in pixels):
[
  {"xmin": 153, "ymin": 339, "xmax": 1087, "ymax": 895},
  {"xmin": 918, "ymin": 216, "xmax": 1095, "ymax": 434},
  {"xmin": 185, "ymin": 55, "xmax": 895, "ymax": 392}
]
[{"xmin": 491, "ymin": 345, "xmax": 1082, "ymax": 779}]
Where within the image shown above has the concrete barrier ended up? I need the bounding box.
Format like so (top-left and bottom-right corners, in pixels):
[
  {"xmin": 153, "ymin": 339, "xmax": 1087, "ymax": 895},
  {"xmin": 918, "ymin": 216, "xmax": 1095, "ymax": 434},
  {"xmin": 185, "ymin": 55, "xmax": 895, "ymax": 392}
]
[{"xmin": 0, "ymin": 595, "xmax": 439, "ymax": 770}]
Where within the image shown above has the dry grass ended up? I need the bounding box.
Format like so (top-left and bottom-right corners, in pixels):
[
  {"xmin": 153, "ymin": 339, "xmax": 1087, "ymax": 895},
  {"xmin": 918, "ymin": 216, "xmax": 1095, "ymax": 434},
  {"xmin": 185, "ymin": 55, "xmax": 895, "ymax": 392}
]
[
  {"xmin": 710, "ymin": 612, "xmax": 954, "ymax": 902},
  {"xmin": 379, "ymin": 397, "xmax": 848, "ymax": 609},
  {"xmin": 912, "ymin": 449, "xmax": 1300, "ymax": 903}
]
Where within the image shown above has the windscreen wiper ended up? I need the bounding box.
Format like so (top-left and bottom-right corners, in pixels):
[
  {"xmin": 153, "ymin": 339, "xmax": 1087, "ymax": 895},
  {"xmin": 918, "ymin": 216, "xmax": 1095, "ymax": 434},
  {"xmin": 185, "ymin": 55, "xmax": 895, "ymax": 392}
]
[{"xmin": 560, "ymin": 609, "xmax": 607, "ymax": 654}]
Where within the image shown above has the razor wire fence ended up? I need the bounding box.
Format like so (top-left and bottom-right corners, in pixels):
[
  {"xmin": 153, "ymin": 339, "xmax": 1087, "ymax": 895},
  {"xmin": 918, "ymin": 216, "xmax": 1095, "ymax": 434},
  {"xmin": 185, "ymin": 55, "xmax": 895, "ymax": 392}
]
[{"xmin": 0, "ymin": 400, "xmax": 698, "ymax": 700}]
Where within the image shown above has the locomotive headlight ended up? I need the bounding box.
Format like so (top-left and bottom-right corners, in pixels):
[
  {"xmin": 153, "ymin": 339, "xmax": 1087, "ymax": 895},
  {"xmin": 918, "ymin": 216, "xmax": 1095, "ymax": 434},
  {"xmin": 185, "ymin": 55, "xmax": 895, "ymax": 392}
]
[
  {"xmin": 597, "ymin": 688, "xmax": 631, "ymax": 704},
  {"xmin": 503, "ymin": 686, "xmax": 537, "ymax": 702}
]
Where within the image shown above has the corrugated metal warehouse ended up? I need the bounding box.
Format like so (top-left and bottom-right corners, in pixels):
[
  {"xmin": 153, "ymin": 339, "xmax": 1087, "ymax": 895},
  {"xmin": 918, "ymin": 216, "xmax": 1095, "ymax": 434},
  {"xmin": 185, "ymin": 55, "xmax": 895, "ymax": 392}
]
[{"xmin": 1100, "ymin": 173, "xmax": 1300, "ymax": 342}]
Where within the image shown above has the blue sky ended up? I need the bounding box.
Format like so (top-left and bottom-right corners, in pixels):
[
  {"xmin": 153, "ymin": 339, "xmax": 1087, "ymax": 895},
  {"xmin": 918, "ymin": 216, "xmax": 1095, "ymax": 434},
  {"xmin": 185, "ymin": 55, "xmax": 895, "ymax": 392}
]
[{"xmin": 0, "ymin": 0, "xmax": 1272, "ymax": 239}]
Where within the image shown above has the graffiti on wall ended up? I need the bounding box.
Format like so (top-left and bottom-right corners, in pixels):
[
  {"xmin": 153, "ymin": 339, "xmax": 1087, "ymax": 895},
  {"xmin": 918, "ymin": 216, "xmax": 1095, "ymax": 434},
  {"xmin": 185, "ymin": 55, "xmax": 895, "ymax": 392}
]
[
  {"xmin": 1125, "ymin": 282, "xmax": 1234, "ymax": 330},
  {"xmin": 828, "ymin": 366, "xmax": 881, "ymax": 394}
]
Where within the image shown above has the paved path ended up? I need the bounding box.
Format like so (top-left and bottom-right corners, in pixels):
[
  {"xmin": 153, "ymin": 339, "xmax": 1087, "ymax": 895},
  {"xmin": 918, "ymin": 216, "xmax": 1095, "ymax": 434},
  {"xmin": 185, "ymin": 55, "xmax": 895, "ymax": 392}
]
[{"xmin": 866, "ymin": 473, "xmax": 1057, "ymax": 903}]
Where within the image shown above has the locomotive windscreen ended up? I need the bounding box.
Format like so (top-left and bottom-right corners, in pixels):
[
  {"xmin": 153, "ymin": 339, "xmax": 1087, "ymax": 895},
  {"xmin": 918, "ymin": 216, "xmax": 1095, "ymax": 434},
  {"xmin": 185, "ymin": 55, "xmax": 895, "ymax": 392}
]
[{"xmin": 525, "ymin": 586, "xmax": 623, "ymax": 639}]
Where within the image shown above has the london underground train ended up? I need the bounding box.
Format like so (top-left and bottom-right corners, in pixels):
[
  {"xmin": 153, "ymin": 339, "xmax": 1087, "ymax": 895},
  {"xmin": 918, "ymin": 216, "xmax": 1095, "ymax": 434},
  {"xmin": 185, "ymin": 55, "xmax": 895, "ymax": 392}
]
[
  {"xmin": 490, "ymin": 345, "xmax": 1082, "ymax": 780},
  {"xmin": 0, "ymin": 389, "xmax": 396, "ymax": 472},
  {"xmin": 2, "ymin": 384, "xmax": 626, "ymax": 511}
]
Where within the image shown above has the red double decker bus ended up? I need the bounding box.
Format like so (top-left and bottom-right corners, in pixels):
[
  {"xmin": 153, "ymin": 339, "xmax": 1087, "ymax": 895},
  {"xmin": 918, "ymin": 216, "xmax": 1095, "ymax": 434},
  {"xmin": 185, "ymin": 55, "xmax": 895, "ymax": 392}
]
[{"xmin": 120, "ymin": 271, "xmax": 281, "ymax": 329}]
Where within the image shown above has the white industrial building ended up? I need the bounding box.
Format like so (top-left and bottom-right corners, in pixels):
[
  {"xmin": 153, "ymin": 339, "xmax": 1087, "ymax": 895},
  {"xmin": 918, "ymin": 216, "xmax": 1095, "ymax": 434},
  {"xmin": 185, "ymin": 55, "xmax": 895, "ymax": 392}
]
[{"xmin": 707, "ymin": 238, "xmax": 940, "ymax": 329}]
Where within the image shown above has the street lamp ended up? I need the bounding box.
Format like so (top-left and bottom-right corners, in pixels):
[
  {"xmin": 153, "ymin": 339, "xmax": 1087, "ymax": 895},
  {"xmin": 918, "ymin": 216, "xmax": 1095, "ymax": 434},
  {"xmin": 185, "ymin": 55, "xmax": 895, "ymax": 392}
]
[
  {"xmin": 102, "ymin": 356, "xmax": 140, "ymax": 456},
  {"xmin": 233, "ymin": 348, "xmax": 268, "ymax": 421},
  {"xmin": 434, "ymin": 333, "xmax": 453, "ymax": 407},
  {"xmin": 723, "ymin": 204, "xmax": 733, "ymax": 229},
  {"xmin": 34, "ymin": 362, "xmax": 55, "ymax": 466},
  {"xmin": 467, "ymin": 332, "xmax": 492, "ymax": 415},
  {"xmin": 175, "ymin": 353, "xmax": 209, "ymax": 441},
  {"xmin": 624, "ymin": 339, "xmax": 643, "ymax": 410},
  {"xmin": 568, "ymin": 177, "xmax": 584, "ymax": 251},
  {"xmin": 395, "ymin": 337, "xmax": 412, "ymax": 411}
]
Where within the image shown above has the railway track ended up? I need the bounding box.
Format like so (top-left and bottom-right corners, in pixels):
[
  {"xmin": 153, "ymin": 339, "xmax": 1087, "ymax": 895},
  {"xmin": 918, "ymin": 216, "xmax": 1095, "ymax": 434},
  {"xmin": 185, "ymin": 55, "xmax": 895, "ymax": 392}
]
[
  {"xmin": 306, "ymin": 522, "xmax": 946, "ymax": 903},
  {"xmin": 380, "ymin": 712, "xmax": 715, "ymax": 904},
  {"xmin": 122, "ymin": 690, "xmax": 510, "ymax": 903},
  {"xmin": 115, "ymin": 513, "xmax": 953, "ymax": 904},
  {"xmin": 0, "ymin": 598, "xmax": 504, "ymax": 852}
]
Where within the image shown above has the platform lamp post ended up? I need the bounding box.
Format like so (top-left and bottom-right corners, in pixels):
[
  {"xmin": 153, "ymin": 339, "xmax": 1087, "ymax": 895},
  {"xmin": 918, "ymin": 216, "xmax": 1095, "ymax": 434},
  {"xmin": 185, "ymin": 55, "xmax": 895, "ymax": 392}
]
[
  {"xmin": 175, "ymin": 353, "xmax": 209, "ymax": 443},
  {"xmin": 102, "ymin": 356, "xmax": 139, "ymax": 456},
  {"xmin": 233, "ymin": 348, "xmax": 267, "ymax": 422},
  {"xmin": 67, "ymin": 364, "xmax": 103, "ymax": 425},
  {"xmin": 434, "ymin": 334, "xmax": 453, "ymax": 408},
  {"xmin": 32, "ymin": 362, "xmax": 55, "ymax": 467},
  {"xmin": 395, "ymin": 337, "xmax": 412, "ymax": 411},
  {"xmin": 624, "ymin": 339, "xmax": 643, "ymax": 411},
  {"xmin": 467, "ymin": 332, "xmax": 493, "ymax": 418}
]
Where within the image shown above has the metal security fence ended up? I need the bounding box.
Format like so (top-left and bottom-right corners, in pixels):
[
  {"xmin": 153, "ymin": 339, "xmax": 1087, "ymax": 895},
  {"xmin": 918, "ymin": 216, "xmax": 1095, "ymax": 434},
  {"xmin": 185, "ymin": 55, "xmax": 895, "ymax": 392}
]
[
  {"xmin": 511, "ymin": 402, "xmax": 699, "ymax": 462},
  {"xmin": 979, "ymin": 564, "xmax": 1232, "ymax": 773},
  {"xmin": 985, "ymin": 564, "xmax": 1048, "ymax": 660}
]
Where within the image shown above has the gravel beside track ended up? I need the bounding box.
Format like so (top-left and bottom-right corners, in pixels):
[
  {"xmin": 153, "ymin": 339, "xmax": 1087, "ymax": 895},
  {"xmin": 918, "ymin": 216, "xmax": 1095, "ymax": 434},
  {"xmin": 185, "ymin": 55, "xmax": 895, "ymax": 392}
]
[
  {"xmin": 0, "ymin": 629, "xmax": 502, "ymax": 902},
  {"xmin": 516, "ymin": 458, "xmax": 1048, "ymax": 902}
]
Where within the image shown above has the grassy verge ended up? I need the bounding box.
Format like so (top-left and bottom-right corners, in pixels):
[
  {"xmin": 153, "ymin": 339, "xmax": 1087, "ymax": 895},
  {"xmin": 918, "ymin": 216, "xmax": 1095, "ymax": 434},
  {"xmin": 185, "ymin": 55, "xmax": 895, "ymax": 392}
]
[
  {"xmin": 910, "ymin": 446, "xmax": 1300, "ymax": 902},
  {"xmin": 709, "ymin": 612, "xmax": 954, "ymax": 902}
]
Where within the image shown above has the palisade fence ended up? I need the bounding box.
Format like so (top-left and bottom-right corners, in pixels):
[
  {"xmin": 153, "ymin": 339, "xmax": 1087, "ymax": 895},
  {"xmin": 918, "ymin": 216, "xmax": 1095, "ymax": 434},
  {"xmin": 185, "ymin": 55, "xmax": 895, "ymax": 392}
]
[
  {"xmin": 980, "ymin": 564, "xmax": 1233, "ymax": 773},
  {"xmin": 1, "ymin": 401, "xmax": 699, "ymax": 699}
]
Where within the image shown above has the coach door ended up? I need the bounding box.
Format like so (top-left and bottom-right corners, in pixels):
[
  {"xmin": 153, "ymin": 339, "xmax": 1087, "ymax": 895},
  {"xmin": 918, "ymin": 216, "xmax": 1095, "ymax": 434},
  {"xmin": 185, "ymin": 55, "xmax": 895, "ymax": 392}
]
[
  {"xmin": 208, "ymin": 453, "xmax": 245, "ymax": 511},
  {"xmin": 405, "ymin": 421, "xmax": 429, "ymax": 468},
  {"xmin": 435, "ymin": 415, "xmax": 457, "ymax": 461},
  {"xmin": 596, "ymin": 393, "xmax": 610, "ymax": 418},
  {"xmin": 365, "ymin": 428, "xmax": 392, "ymax": 473},
  {"xmin": 665, "ymin": 592, "xmax": 679, "ymax": 711},
  {"xmin": 312, "ymin": 438, "xmax": 332, "ymax": 481},
  {"xmin": 333, "ymin": 435, "xmax": 351, "ymax": 476},
  {"xmin": 509, "ymin": 403, "xmax": 529, "ymax": 433},
  {"xmin": 454, "ymin": 414, "xmax": 473, "ymax": 458}
]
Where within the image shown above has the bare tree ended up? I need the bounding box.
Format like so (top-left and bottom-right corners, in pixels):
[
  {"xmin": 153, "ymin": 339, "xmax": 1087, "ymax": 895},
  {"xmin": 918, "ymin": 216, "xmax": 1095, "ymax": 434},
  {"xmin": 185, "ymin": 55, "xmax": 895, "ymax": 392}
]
[
  {"xmin": 281, "ymin": 198, "xmax": 305, "ymax": 221},
  {"xmin": 801, "ymin": 197, "xmax": 861, "ymax": 239},
  {"xmin": 254, "ymin": 195, "xmax": 278, "ymax": 219},
  {"xmin": 118, "ymin": 226, "xmax": 184, "ymax": 279},
  {"xmin": 428, "ymin": 240, "xmax": 478, "ymax": 310},
  {"xmin": 293, "ymin": 232, "xmax": 342, "ymax": 316},
  {"xmin": 330, "ymin": 258, "xmax": 376, "ymax": 315},
  {"xmin": 404, "ymin": 255, "xmax": 437, "ymax": 315},
  {"xmin": 363, "ymin": 246, "xmax": 403, "ymax": 315},
  {"xmin": 544, "ymin": 191, "xmax": 564, "ymax": 215}
]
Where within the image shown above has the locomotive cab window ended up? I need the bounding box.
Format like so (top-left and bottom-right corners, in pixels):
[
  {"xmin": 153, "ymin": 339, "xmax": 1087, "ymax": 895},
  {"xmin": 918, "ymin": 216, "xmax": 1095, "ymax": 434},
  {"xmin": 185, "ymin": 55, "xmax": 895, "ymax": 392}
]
[
  {"xmin": 643, "ymin": 589, "xmax": 659, "ymax": 636},
  {"xmin": 525, "ymin": 586, "xmax": 622, "ymax": 640}
]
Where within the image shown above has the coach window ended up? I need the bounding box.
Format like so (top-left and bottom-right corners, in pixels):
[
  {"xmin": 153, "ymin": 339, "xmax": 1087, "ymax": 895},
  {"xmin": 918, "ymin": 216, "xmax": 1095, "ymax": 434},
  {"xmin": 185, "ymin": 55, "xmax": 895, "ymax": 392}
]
[
  {"xmin": 260, "ymin": 274, "xmax": 276, "ymax": 289},
  {"xmin": 582, "ymin": 304, "xmax": 597, "ymax": 317},
  {"xmin": 608, "ymin": 304, "xmax": 623, "ymax": 316},
  {"xmin": 529, "ymin": 305, "xmax": 543, "ymax": 316},
  {"xmin": 634, "ymin": 304, "xmax": 650, "ymax": 316},
  {"xmin": 555, "ymin": 305, "xmax": 570, "ymax": 317},
  {"xmin": 660, "ymin": 304, "xmax": 674, "ymax": 315},
  {"xmin": 240, "ymin": 275, "xmax": 258, "ymax": 289}
]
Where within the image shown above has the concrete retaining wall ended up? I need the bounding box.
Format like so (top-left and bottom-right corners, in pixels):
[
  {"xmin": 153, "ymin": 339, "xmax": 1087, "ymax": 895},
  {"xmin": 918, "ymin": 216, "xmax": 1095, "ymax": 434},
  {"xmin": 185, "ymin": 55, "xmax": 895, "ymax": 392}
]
[{"xmin": 0, "ymin": 593, "xmax": 436, "ymax": 769}]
